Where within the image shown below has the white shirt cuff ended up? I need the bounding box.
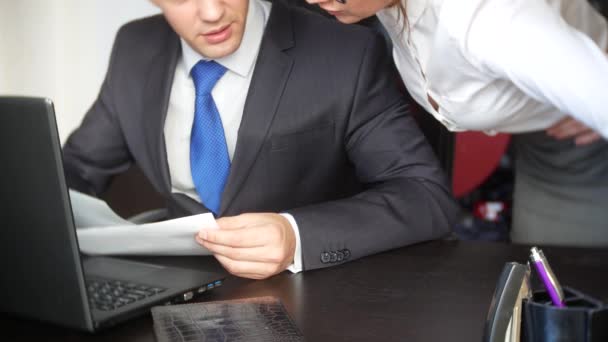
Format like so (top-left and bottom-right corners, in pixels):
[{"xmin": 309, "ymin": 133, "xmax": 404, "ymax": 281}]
[{"xmin": 280, "ymin": 213, "xmax": 303, "ymax": 273}]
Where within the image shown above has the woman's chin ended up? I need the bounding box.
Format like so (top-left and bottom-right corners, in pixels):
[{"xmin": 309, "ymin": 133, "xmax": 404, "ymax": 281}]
[{"xmin": 334, "ymin": 15, "xmax": 363, "ymax": 24}]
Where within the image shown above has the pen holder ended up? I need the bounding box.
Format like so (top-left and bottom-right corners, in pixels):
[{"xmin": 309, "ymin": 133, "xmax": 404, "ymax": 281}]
[{"xmin": 521, "ymin": 287, "xmax": 608, "ymax": 342}]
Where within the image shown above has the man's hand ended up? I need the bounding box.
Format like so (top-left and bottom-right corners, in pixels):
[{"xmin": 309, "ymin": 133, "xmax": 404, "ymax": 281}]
[
  {"xmin": 546, "ymin": 116, "xmax": 602, "ymax": 146},
  {"xmin": 196, "ymin": 213, "xmax": 296, "ymax": 280}
]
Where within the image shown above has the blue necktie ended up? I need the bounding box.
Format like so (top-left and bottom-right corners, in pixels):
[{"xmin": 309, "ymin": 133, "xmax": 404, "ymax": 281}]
[{"xmin": 190, "ymin": 60, "xmax": 229, "ymax": 215}]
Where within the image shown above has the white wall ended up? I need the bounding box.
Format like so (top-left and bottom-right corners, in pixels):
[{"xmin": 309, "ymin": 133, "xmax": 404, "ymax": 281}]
[{"xmin": 0, "ymin": 0, "xmax": 160, "ymax": 142}]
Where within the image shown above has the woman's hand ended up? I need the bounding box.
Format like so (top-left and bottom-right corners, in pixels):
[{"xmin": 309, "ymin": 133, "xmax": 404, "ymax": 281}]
[{"xmin": 546, "ymin": 116, "xmax": 603, "ymax": 146}]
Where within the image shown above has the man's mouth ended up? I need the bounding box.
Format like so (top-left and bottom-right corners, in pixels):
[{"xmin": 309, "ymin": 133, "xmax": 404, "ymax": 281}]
[{"xmin": 202, "ymin": 24, "xmax": 232, "ymax": 44}]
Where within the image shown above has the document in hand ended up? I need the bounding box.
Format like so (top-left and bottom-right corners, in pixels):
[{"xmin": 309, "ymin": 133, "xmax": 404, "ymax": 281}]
[{"xmin": 70, "ymin": 190, "xmax": 218, "ymax": 256}]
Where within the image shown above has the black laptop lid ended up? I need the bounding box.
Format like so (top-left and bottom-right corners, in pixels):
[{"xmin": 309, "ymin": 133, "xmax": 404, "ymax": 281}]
[{"xmin": 0, "ymin": 97, "xmax": 93, "ymax": 331}]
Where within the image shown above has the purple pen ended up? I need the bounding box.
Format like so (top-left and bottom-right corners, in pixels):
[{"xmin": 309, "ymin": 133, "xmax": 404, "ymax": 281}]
[{"xmin": 530, "ymin": 247, "xmax": 565, "ymax": 307}]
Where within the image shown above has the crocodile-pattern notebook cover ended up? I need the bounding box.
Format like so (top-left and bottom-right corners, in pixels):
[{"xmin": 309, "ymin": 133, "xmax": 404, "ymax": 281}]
[{"xmin": 151, "ymin": 297, "xmax": 304, "ymax": 342}]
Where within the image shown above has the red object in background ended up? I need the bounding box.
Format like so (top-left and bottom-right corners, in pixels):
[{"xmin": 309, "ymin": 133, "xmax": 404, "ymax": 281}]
[
  {"xmin": 473, "ymin": 201, "xmax": 508, "ymax": 222},
  {"xmin": 452, "ymin": 131, "xmax": 511, "ymax": 198}
]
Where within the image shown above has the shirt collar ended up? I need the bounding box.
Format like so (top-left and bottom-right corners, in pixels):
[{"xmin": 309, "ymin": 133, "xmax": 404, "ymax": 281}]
[
  {"xmin": 406, "ymin": 0, "xmax": 428, "ymax": 26},
  {"xmin": 181, "ymin": 0, "xmax": 269, "ymax": 78},
  {"xmin": 379, "ymin": 0, "xmax": 428, "ymax": 29}
]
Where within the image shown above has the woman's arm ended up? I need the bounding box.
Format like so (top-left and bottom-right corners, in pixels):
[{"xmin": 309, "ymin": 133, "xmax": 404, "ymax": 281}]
[
  {"xmin": 463, "ymin": 0, "xmax": 608, "ymax": 138},
  {"xmin": 543, "ymin": 0, "xmax": 607, "ymax": 145}
]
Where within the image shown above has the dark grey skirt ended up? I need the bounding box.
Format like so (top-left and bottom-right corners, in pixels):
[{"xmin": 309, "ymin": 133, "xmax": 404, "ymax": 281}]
[{"xmin": 511, "ymin": 131, "xmax": 608, "ymax": 246}]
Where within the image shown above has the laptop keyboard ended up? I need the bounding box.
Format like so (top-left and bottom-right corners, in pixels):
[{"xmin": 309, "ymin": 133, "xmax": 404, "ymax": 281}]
[{"xmin": 87, "ymin": 278, "xmax": 167, "ymax": 311}]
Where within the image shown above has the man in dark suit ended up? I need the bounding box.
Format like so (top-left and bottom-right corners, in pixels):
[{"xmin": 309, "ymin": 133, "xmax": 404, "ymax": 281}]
[{"xmin": 63, "ymin": 0, "xmax": 458, "ymax": 279}]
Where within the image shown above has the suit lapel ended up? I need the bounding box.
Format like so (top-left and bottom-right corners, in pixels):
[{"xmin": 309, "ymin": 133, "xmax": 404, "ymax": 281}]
[
  {"xmin": 219, "ymin": 2, "xmax": 295, "ymax": 215},
  {"xmin": 141, "ymin": 23, "xmax": 180, "ymax": 194}
]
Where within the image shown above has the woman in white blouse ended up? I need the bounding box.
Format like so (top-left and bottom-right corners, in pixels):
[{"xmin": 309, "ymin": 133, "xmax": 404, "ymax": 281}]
[{"xmin": 307, "ymin": 0, "xmax": 608, "ymax": 246}]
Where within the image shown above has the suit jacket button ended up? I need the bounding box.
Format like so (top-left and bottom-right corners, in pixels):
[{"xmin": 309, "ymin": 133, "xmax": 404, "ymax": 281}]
[
  {"xmin": 330, "ymin": 252, "xmax": 338, "ymax": 263},
  {"xmin": 343, "ymin": 249, "xmax": 351, "ymax": 260},
  {"xmin": 336, "ymin": 251, "xmax": 344, "ymax": 262},
  {"xmin": 321, "ymin": 252, "xmax": 331, "ymax": 264}
]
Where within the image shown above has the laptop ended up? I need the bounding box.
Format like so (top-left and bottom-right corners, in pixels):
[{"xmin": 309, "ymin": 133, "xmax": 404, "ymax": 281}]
[{"xmin": 0, "ymin": 97, "xmax": 225, "ymax": 332}]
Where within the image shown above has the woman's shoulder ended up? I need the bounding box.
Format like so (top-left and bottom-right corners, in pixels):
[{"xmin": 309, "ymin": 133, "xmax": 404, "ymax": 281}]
[
  {"xmin": 436, "ymin": 0, "xmax": 490, "ymax": 34},
  {"xmin": 436, "ymin": 0, "xmax": 539, "ymax": 51}
]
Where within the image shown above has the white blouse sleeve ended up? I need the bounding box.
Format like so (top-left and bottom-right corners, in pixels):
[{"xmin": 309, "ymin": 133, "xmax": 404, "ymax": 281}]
[{"xmin": 459, "ymin": 0, "xmax": 608, "ymax": 138}]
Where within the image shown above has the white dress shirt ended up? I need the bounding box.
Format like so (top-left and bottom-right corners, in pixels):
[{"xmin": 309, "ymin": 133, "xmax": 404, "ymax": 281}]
[
  {"xmin": 163, "ymin": 0, "xmax": 302, "ymax": 273},
  {"xmin": 377, "ymin": 0, "xmax": 608, "ymax": 137}
]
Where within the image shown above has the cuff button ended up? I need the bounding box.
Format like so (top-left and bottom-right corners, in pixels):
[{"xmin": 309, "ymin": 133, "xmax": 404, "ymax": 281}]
[
  {"xmin": 321, "ymin": 252, "xmax": 331, "ymax": 264},
  {"xmin": 343, "ymin": 249, "xmax": 351, "ymax": 260},
  {"xmin": 330, "ymin": 252, "xmax": 338, "ymax": 263}
]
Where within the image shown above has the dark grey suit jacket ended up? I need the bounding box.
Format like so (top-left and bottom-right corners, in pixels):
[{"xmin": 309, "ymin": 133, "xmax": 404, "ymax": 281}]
[{"xmin": 63, "ymin": 1, "xmax": 459, "ymax": 270}]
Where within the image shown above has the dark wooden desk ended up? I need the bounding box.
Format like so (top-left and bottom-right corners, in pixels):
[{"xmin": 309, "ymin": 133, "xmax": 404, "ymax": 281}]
[{"xmin": 3, "ymin": 240, "xmax": 608, "ymax": 341}]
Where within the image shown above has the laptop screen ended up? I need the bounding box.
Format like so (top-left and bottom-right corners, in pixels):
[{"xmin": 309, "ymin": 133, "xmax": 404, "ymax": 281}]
[{"xmin": 0, "ymin": 97, "xmax": 93, "ymax": 330}]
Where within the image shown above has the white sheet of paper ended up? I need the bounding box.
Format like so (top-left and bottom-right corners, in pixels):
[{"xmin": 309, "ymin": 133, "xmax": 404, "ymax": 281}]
[
  {"xmin": 77, "ymin": 213, "xmax": 218, "ymax": 256},
  {"xmin": 70, "ymin": 189, "xmax": 218, "ymax": 256},
  {"xmin": 70, "ymin": 189, "xmax": 134, "ymax": 227}
]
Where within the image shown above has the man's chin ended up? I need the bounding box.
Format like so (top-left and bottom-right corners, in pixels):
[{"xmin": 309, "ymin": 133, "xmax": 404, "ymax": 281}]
[{"xmin": 196, "ymin": 41, "xmax": 241, "ymax": 60}]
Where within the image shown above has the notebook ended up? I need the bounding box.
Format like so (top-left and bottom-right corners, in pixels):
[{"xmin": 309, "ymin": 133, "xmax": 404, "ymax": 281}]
[{"xmin": 152, "ymin": 297, "xmax": 303, "ymax": 342}]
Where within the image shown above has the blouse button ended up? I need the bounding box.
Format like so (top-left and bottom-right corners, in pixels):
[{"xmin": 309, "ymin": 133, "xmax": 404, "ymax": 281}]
[{"xmin": 438, "ymin": 117, "xmax": 454, "ymax": 130}]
